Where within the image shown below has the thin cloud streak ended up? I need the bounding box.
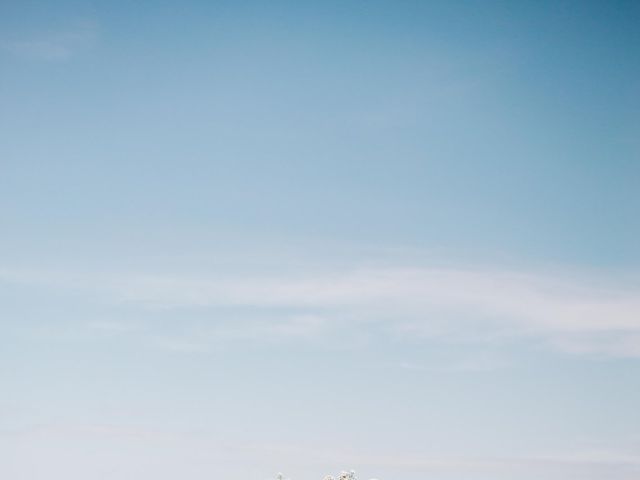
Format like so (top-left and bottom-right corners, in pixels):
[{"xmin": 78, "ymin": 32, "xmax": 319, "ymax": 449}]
[
  {"xmin": 2, "ymin": 21, "xmax": 98, "ymax": 61},
  {"xmin": 1, "ymin": 264, "xmax": 639, "ymax": 356}
]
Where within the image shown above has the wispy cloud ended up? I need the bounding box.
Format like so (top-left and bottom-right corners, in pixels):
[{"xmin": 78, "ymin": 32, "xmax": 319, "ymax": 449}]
[
  {"xmin": 1, "ymin": 263, "xmax": 639, "ymax": 357},
  {"xmin": 2, "ymin": 20, "xmax": 98, "ymax": 62},
  {"xmin": 397, "ymin": 353, "xmax": 510, "ymax": 373}
]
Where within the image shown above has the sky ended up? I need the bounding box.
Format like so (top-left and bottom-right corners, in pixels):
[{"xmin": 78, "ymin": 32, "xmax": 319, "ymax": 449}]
[{"xmin": 1, "ymin": 1, "xmax": 639, "ymax": 479}]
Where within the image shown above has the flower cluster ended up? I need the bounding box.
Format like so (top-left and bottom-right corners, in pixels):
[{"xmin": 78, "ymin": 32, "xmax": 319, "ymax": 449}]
[
  {"xmin": 276, "ymin": 469, "xmax": 370, "ymax": 480},
  {"xmin": 324, "ymin": 470, "xmax": 357, "ymax": 480}
]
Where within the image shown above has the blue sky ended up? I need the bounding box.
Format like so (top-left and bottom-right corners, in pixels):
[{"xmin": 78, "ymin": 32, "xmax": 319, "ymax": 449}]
[{"xmin": 1, "ymin": 1, "xmax": 639, "ymax": 479}]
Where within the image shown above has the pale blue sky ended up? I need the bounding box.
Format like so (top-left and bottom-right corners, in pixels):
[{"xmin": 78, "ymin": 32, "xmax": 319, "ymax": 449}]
[{"xmin": 1, "ymin": 1, "xmax": 639, "ymax": 479}]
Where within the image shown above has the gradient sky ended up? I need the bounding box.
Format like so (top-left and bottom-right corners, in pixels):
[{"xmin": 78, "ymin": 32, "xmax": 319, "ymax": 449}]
[{"xmin": 1, "ymin": 1, "xmax": 639, "ymax": 479}]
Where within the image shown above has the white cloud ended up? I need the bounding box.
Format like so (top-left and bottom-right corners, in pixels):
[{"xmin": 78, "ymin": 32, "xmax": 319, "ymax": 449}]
[
  {"xmin": 2, "ymin": 21, "xmax": 98, "ymax": 62},
  {"xmin": 1, "ymin": 263, "xmax": 639, "ymax": 357}
]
